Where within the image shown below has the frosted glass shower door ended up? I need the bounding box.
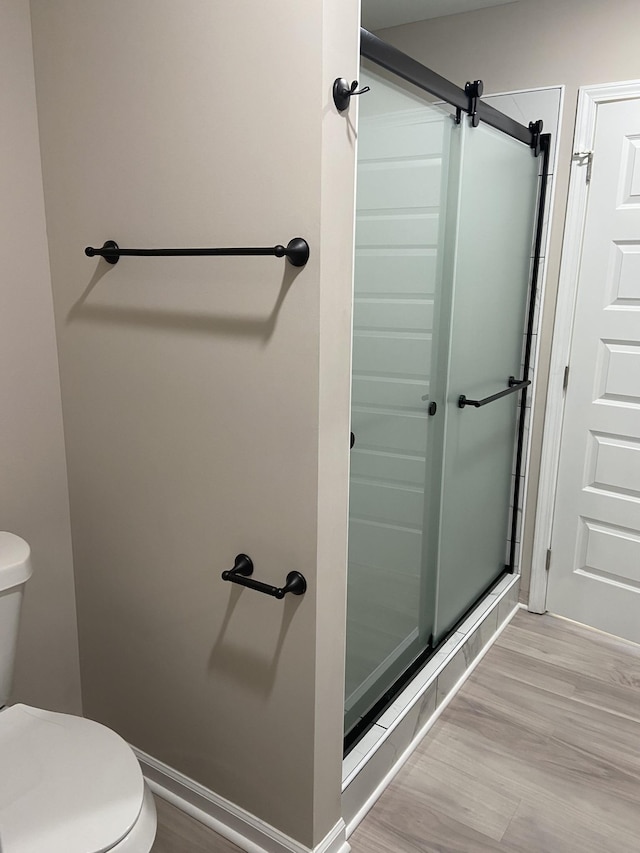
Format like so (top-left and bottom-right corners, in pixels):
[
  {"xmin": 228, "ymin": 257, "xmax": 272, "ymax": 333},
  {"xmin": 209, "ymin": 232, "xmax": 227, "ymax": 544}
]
[
  {"xmin": 345, "ymin": 66, "xmax": 453, "ymax": 733},
  {"xmin": 433, "ymin": 119, "xmax": 539, "ymax": 641}
]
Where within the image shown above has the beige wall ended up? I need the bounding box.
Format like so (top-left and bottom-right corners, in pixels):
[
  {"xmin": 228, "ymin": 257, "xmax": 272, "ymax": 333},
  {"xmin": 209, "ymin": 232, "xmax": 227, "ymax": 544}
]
[
  {"xmin": 0, "ymin": 0, "xmax": 81, "ymax": 714},
  {"xmin": 30, "ymin": 0, "xmax": 358, "ymax": 845},
  {"xmin": 378, "ymin": 0, "xmax": 640, "ymax": 599}
]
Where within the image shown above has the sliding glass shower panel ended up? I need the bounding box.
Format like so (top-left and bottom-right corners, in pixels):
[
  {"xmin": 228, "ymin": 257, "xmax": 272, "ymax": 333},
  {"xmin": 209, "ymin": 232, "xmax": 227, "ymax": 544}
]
[
  {"xmin": 345, "ymin": 66, "xmax": 453, "ymax": 733},
  {"xmin": 433, "ymin": 119, "xmax": 539, "ymax": 641}
]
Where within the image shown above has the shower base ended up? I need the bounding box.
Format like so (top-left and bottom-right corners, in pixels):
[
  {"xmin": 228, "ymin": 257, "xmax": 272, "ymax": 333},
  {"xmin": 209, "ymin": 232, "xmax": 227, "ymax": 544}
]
[{"xmin": 342, "ymin": 573, "xmax": 521, "ymax": 834}]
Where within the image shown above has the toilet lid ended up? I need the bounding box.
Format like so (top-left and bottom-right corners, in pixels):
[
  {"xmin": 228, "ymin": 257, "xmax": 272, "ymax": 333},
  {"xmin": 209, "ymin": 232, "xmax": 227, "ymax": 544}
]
[{"xmin": 0, "ymin": 704, "xmax": 145, "ymax": 853}]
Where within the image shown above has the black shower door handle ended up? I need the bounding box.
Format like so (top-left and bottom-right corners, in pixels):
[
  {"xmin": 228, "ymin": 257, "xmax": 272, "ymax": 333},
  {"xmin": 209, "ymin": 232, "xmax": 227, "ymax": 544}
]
[{"xmin": 458, "ymin": 376, "xmax": 530, "ymax": 409}]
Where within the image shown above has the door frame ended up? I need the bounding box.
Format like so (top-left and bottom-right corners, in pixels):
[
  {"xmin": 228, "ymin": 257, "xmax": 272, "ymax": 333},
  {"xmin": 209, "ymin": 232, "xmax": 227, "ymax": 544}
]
[{"xmin": 529, "ymin": 79, "xmax": 640, "ymax": 613}]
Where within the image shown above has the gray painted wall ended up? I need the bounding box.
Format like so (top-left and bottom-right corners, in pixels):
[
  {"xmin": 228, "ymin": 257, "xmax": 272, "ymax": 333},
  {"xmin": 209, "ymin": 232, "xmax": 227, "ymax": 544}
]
[
  {"xmin": 30, "ymin": 0, "xmax": 358, "ymax": 845},
  {"xmin": 1, "ymin": 0, "xmax": 81, "ymax": 715}
]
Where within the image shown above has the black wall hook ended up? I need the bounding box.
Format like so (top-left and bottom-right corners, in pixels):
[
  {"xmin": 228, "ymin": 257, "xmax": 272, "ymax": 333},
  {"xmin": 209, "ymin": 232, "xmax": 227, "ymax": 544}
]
[
  {"xmin": 221, "ymin": 554, "xmax": 307, "ymax": 599},
  {"xmin": 333, "ymin": 78, "xmax": 370, "ymax": 112}
]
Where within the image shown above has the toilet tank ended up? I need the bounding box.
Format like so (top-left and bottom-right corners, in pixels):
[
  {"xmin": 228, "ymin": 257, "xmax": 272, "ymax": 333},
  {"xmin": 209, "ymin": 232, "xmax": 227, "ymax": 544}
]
[{"xmin": 0, "ymin": 533, "xmax": 32, "ymax": 707}]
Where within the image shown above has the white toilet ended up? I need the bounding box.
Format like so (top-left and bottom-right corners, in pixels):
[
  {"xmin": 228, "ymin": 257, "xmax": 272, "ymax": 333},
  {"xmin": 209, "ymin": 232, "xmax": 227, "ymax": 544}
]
[{"xmin": 0, "ymin": 532, "xmax": 157, "ymax": 853}]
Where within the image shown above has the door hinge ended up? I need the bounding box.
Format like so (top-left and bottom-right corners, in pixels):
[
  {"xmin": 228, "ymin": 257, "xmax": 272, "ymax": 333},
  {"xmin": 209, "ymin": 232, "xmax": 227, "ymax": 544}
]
[
  {"xmin": 545, "ymin": 548, "xmax": 552, "ymax": 572},
  {"xmin": 573, "ymin": 150, "xmax": 593, "ymax": 183},
  {"xmin": 563, "ymin": 364, "xmax": 570, "ymax": 392}
]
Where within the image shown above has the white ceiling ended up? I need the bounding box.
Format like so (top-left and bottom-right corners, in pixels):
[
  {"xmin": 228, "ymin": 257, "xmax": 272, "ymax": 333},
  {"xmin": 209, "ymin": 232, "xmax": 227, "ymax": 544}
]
[{"xmin": 362, "ymin": 0, "xmax": 519, "ymax": 32}]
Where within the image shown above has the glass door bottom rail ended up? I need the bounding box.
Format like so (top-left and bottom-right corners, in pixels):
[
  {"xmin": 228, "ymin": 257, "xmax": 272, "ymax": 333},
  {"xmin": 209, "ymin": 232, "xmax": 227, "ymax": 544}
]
[{"xmin": 341, "ymin": 574, "xmax": 521, "ymax": 834}]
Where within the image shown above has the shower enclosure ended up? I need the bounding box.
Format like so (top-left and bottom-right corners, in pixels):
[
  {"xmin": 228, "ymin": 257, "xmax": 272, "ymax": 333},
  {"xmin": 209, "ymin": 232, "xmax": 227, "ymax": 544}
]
[{"xmin": 345, "ymin": 32, "xmax": 547, "ymax": 742}]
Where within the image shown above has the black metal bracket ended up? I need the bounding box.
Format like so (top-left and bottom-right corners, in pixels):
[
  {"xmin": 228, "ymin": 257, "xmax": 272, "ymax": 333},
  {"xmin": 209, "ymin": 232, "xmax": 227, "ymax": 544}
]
[
  {"xmin": 221, "ymin": 554, "xmax": 307, "ymax": 599},
  {"xmin": 333, "ymin": 78, "xmax": 370, "ymax": 112},
  {"xmin": 529, "ymin": 119, "xmax": 544, "ymax": 156},
  {"xmin": 458, "ymin": 376, "xmax": 531, "ymax": 409},
  {"xmin": 467, "ymin": 80, "xmax": 484, "ymax": 127},
  {"xmin": 456, "ymin": 79, "xmax": 484, "ymax": 127},
  {"xmin": 85, "ymin": 237, "xmax": 310, "ymax": 268}
]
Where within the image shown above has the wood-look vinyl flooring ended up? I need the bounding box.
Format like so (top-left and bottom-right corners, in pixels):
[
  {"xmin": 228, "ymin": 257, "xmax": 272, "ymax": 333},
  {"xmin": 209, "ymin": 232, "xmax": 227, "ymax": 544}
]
[
  {"xmin": 151, "ymin": 610, "xmax": 640, "ymax": 852},
  {"xmin": 350, "ymin": 610, "xmax": 640, "ymax": 852}
]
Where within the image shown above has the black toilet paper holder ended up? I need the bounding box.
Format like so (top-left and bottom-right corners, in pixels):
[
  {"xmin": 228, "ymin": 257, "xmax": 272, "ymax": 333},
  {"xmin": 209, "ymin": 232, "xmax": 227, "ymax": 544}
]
[{"xmin": 221, "ymin": 554, "xmax": 306, "ymax": 599}]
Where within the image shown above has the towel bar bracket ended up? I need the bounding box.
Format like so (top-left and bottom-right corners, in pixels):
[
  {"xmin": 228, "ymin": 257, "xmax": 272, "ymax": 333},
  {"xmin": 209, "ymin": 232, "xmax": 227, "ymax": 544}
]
[{"xmin": 97, "ymin": 240, "xmax": 120, "ymax": 265}]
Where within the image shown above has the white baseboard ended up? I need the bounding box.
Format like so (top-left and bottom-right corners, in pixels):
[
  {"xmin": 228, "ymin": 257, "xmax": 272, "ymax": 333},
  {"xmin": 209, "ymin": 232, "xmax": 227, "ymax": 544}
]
[{"xmin": 133, "ymin": 748, "xmax": 350, "ymax": 853}]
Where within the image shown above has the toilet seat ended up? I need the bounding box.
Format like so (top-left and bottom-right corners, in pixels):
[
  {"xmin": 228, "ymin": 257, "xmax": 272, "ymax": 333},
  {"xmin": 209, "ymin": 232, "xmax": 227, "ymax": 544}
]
[{"xmin": 0, "ymin": 704, "xmax": 147, "ymax": 853}]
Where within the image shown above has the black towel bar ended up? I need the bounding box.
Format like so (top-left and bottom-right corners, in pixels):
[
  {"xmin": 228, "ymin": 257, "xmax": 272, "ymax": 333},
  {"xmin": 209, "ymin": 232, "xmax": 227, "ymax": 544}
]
[
  {"xmin": 221, "ymin": 554, "xmax": 307, "ymax": 599},
  {"xmin": 458, "ymin": 376, "xmax": 531, "ymax": 409},
  {"xmin": 85, "ymin": 237, "xmax": 310, "ymax": 267}
]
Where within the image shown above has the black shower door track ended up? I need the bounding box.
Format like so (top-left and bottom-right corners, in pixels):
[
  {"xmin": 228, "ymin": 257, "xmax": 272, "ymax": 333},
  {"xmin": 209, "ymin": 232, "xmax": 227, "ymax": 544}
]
[
  {"xmin": 345, "ymin": 29, "xmax": 551, "ymax": 754},
  {"xmin": 360, "ymin": 28, "xmax": 533, "ymax": 145}
]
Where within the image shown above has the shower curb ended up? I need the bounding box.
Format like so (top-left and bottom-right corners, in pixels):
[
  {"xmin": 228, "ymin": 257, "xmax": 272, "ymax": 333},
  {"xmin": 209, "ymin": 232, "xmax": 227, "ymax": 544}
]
[{"xmin": 342, "ymin": 574, "xmax": 521, "ymax": 835}]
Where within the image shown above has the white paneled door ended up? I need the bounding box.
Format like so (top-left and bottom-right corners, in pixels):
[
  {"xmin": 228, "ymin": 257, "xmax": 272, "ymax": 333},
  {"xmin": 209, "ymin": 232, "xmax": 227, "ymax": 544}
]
[{"xmin": 547, "ymin": 90, "xmax": 640, "ymax": 642}]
